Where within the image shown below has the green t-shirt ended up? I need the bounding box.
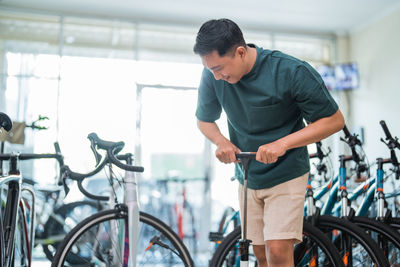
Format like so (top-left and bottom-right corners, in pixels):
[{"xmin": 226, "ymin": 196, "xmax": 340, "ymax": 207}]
[{"xmin": 195, "ymin": 44, "xmax": 338, "ymax": 189}]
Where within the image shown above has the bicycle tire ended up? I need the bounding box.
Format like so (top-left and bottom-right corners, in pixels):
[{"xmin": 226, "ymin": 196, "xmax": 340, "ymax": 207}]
[
  {"xmin": 388, "ymin": 216, "xmax": 400, "ymax": 230},
  {"xmin": 351, "ymin": 216, "xmax": 400, "ymax": 264},
  {"xmin": 217, "ymin": 206, "xmax": 236, "ymax": 233},
  {"xmin": 51, "ymin": 208, "xmax": 194, "ymax": 267},
  {"xmin": 209, "ymin": 222, "xmax": 345, "ymax": 267},
  {"xmin": 0, "ymin": 215, "xmax": 3, "ymax": 266},
  {"xmin": 13, "ymin": 204, "xmax": 30, "ymax": 267},
  {"xmin": 41, "ymin": 200, "xmax": 99, "ymax": 262},
  {"xmin": 315, "ymin": 215, "xmax": 390, "ymax": 266}
]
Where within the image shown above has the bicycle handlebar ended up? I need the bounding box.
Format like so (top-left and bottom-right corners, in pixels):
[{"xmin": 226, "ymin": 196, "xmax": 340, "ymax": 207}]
[
  {"xmin": 60, "ymin": 133, "xmax": 143, "ymax": 200},
  {"xmin": 342, "ymin": 125, "xmax": 351, "ymax": 139},
  {"xmin": 340, "ymin": 125, "xmax": 362, "ymax": 161},
  {"xmin": 77, "ymin": 178, "xmax": 109, "ymax": 201},
  {"xmin": 339, "ymin": 125, "xmax": 370, "ymax": 179},
  {"xmin": 60, "ymin": 160, "xmax": 108, "ymax": 181},
  {"xmin": 380, "ymin": 120, "xmax": 400, "ymax": 150},
  {"xmin": 309, "ymin": 141, "xmax": 331, "ymax": 160},
  {"xmin": 380, "ymin": 120, "xmax": 393, "ymax": 140},
  {"xmin": 0, "ymin": 152, "xmax": 64, "ymax": 165},
  {"xmin": 378, "ymin": 120, "xmax": 400, "ymax": 179},
  {"xmin": 87, "ymin": 133, "xmax": 124, "ymax": 155},
  {"xmin": 61, "ymin": 153, "xmax": 135, "ymax": 201},
  {"xmin": 235, "ymin": 152, "xmax": 256, "ymax": 160},
  {"xmin": 61, "ymin": 156, "xmax": 138, "ymax": 202},
  {"xmin": 87, "ymin": 133, "xmax": 144, "ymax": 173},
  {"xmin": 53, "ymin": 142, "xmax": 64, "ymax": 166}
]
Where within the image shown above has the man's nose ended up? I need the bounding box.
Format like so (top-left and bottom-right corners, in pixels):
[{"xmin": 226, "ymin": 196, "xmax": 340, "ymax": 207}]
[{"xmin": 212, "ymin": 70, "xmax": 222, "ymax": 80}]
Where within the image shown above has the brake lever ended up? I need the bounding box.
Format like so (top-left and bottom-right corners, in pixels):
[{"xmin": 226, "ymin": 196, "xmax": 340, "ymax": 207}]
[
  {"xmin": 316, "ymin": 163, "xmax": 327, "ymax": 176},
  {"xmin": 59, "ymin": 169, "xmax": 70, "ymax": 196},
  {"xmin": 381, "ymin": 138, "xmax": 389, "ymax": 146},
  {"xmin": 88, "ymin": 136, "xmax": 102, "ymax": 166},
  {"xmin": 395, "ymin": 137, "xmax": 400, "ymax": 150}
]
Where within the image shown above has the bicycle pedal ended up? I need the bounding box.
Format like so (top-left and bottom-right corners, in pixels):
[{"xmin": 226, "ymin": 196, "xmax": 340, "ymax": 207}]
[{"xmin": 209, "ymin": 232, "xmax": 224, "ymax": 242}]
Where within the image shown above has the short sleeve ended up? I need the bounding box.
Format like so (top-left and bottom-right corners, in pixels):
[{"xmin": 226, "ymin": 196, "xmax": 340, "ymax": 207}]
[
  {"xmin": 291, "ymin": 63, "xmax": 338, "ymax": 123},
  {"xmin": 195, "ymin": 68, "xmax": 222, "ymax": 122}
]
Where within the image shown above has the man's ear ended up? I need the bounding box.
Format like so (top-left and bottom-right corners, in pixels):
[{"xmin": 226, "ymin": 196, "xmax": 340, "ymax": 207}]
[{"xmin": 236, "ymin": 46, "xmax": 246, "ymax": 59}]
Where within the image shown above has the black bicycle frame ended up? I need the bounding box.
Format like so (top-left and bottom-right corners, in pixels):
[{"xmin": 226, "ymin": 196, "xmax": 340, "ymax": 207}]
[{"xmin": 0, "ymin": 155, "xmax": 22, "ymax": 267}]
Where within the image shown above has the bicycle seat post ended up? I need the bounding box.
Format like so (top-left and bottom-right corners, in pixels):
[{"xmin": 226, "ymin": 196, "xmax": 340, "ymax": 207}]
[{"xmin": 236, "ymin": 152, "xmax": 255, "ymax": 265}]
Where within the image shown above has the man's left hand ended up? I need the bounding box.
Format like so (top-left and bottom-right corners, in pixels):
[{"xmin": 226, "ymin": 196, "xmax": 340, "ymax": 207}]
[{"xmin": 256, "ymin": 140, "xmax": 288, "ymax": 164}]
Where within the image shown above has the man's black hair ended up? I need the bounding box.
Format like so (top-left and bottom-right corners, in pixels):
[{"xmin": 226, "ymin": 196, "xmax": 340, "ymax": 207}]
[{"xmin": 193, "ymin": 18, "xmax": 246, "ymax": 57}]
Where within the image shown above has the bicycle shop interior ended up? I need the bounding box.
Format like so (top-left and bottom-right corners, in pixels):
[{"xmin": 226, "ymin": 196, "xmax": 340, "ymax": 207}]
[{"xmin": 1, "ymin": 0, "xmax": 400, "ymax": 266}]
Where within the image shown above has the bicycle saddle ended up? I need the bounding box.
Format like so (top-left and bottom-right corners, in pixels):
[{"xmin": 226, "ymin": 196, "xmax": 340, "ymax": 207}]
[{"xmin": 0, "ymin": 112, "xmax": 12, "ymax": 132}]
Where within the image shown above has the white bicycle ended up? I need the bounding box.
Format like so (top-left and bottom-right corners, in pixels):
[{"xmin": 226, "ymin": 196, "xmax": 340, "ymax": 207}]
[{"xmin": 51, "ymin": 133, "xmax": 194, "ymax": 267}]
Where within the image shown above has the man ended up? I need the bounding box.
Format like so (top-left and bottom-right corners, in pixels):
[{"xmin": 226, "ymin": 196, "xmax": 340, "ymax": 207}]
[{"xmin": 193, "ymin": 19, "xmax": 344, "ymax": 267}]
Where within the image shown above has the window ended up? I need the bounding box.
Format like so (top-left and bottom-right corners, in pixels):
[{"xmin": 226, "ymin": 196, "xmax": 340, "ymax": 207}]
[{"xmin": 0, "ymin": 9, "xmax": 336, "ymax": 210}]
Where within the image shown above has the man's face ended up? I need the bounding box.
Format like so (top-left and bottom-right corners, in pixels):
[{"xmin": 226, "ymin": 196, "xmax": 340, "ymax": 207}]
[{"xmin": 201, "ymin": 48, "xmax": 245, "ymax": 84}]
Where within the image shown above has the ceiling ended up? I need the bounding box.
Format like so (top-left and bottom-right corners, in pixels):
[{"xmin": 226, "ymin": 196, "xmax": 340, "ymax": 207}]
[{"xmin": 1, "ymin": 0, "xmax": 400, "ymax": 36}]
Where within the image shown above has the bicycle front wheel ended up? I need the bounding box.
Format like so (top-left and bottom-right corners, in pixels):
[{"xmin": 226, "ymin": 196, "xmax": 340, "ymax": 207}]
[
  {"xmin": 209, "ymin": 222, "xmax": 345, "ymax": 267},
  {"xmin": 13, "ymin": 205, "xmax": 30, "ymax": 267},
  {"xmin": 51, "ymin": 208, "xmax": 194, "ymax": 267},
  {"xmin": 351, "ymin": 216, "xmax": 400, "ymax": 265},
  {"xmin": 315, "ymin": 215, "xmax": 389, "ymax": 266}
]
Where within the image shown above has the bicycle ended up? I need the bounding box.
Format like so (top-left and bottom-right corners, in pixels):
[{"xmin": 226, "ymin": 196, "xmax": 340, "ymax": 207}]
[
  {"xmin": 211, "ymin": 142, "xmax": 390, "ymax": 266},
  {"xmin": 210, "ymin": 152, "xmax": 345, "ymax": 267},
  {"xmin": 314, "ymin": 125, "xmax": 400, "ymax": 265},
  {"xmin": 51, "ymin": 133, "xmax": 194, "ymax": 266},
  {"xmin": 212, "ymin": 149, "xmax": 391, "ymax": 266},
  {"xmin": 0, "ymin": 130, "xmax": 101, "ymax": 265},
  {"xmin": 0, "ymin": 112, "xmax": 38, "ymax": 267},
  {"xmin": 355, "ymin": 121, "xmax": 400, "ymax": 230}
]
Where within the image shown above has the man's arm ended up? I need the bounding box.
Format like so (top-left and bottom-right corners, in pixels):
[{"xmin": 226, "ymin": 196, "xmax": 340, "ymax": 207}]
[
  {"xmin": 197, "ymin": 120, "xmax": 241, "ymax": 163},
  {"xmin": 256, "ymin": 109, "xmax": 345, "ymax": 164}
]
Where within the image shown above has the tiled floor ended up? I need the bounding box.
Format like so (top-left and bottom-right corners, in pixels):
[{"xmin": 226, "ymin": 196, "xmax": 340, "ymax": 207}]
[
  {"xmin": 31, "ymin": 246, "xmax": 211, "ymax": 267},
  {"xmin": 31, "ymin": 246, "xmax": 52, "ymax": 266},
  {"xmin": 32, "ymin": 260, "xmax": 51, "ymax": 267}
]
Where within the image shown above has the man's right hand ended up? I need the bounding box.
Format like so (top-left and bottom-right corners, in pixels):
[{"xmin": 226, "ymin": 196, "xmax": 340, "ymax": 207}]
[
  {"xmin": 196, "ymin": 120, "xmax": 241, "ymax": 163},
  {"xmin": 215, "ymin": 138, "xmax": 241, "ymax": 164}
]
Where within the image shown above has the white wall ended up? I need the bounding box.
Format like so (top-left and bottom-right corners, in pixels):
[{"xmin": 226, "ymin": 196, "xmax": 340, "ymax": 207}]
[{"xmin": 349, "ymin": 7, "xmax": 400, "ymax": 161}]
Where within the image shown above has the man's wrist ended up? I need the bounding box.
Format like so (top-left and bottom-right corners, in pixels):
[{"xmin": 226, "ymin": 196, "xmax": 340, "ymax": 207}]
[
  {"xmin": 215, "ymin": 136, "xmax": 228, "ymax": 147},
  {"xmin": 278, "ymin": 138, "xmax": 290, "ymax": 151}
]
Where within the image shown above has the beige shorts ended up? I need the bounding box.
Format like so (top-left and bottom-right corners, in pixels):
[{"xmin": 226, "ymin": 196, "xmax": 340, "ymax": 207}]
[{"xmin": 238, "ymin": 173, "xmax": 308, "ymax": 245}]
